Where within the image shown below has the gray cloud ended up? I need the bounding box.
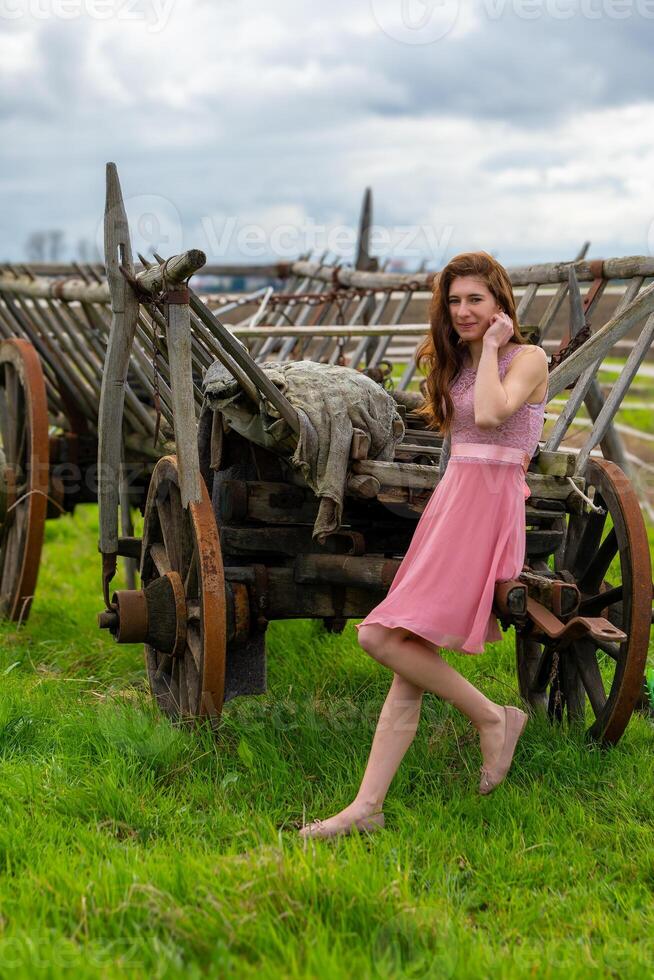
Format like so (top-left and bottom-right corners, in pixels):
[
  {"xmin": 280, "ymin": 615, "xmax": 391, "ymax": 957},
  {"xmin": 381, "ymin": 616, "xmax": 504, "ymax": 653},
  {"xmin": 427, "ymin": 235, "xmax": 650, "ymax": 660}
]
[{"xmin": 1, "ymin": 0, "xmax": 653, "ymax": 264}]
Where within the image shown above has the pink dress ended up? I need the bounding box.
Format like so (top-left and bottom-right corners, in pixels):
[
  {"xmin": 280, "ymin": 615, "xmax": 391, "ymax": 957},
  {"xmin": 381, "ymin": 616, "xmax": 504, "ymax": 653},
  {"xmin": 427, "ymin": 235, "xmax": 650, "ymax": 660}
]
[{"xmin": 355, "ymin": 345, "xmax": 548, "ymax": 654}]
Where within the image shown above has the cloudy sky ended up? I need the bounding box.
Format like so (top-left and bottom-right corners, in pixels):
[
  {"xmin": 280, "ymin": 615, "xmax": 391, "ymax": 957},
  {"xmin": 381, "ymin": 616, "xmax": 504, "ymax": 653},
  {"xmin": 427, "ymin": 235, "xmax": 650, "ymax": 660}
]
[{"xmin": 1, "ymin": 0, "xmax": 653, "ymax": 268}]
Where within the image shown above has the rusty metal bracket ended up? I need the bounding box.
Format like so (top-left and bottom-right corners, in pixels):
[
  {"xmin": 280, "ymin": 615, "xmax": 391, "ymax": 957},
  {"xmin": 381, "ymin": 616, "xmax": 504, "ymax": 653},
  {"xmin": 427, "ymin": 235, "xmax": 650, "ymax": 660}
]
[
  {"xmin": 583, "ymin": 260, "xmax": 605, "ymax": 314},
  {"xmin": 522, "ymin": 596, "xmax": 626, "ymax": 650},
  {"xmin": 165, "ymin": 286, "xmax": 190, "ymax": 306},
  {"xmin": 550, "ymin": 579, "xmax": 581, "ymax": 619},
  {"xmin": 101, "ymin": 551, "xmax": 117, "ymax": 611},
  {"xmin": 494, "ymin": 579, "xmax": 528, "ymax": 617}
]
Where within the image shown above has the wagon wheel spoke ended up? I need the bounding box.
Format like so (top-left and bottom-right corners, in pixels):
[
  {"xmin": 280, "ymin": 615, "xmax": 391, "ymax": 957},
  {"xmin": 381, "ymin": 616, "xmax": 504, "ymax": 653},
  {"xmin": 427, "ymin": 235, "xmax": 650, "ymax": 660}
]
[
  {"xmin": 594, "ymin": 639, "xmax": 620, "ymax": 661},
  {"xmin": 516, "ymin": 634, "xmax": 550, "ymax": 712},
  {"xmin": 578, "ymin": 527, "xmax": 617, "ymax": 594},
  {"xmin": 15, "ymin": 419, "xmax": 28, "ymax": 481},
  {"xmin": 155, "ymin": 652, "xmax": 173, "ymax": 683},
  {"xmin": 178, "ymin": 656, "xmax": 190, "ymax": 715},
  {"xmin": 4, "ymin": 366, "xmax": 18, "ymax": 464},
  {"xmin": 187, "ymin": 624, "xmax": 202, "ymax": 671},
  {"xmin": 565, "ymin": 499, "xmax": 607, "ymax": 580},
  {"xmin": 0, "ymin": 520, "xmax": 20, "ymax": 607},
  {"xmin": 574, "ymin": 640, "xmax": 607, "ymax": 719},
  {"xmin": 578, "ymin": 583, "xmax": 622, "ymax": 617},
  {"xmin": 184, "ymin": 549, "xmax": 199, "ymax": 597},
  {"xmin": 171, "ymin": 487, "xmax": 196, "ymax": 586},
  {"xmin": 169, "ymin": 656, "xmax": 181, "ymax": 712},
  {"xmin": 559, "ymin": 649, "xmax": 586, "ymax": 725},
  {"xmin": 184, "ymin": 646, "xmax": 201, "ymax": 710},
  {"xmin": 155, "ymin": 495, "xmax": 180, "ymax": 571},
  {"xmin": 149, "ymin": 542, "xmax": 172, "ymax": 576},
  {"xmin": 12, "ymin": 371, "xmax": 28, "ymax": 474},
  {"xmin": 0, "ymin": 379, "xmax": 10, "ymax": 456}
]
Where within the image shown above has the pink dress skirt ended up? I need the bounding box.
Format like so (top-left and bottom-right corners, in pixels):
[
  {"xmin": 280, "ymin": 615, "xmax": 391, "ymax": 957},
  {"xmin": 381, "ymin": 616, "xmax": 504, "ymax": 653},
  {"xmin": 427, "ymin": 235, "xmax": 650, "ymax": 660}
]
[{"xmin": 354, "ymin": 442, "xmax": 531, "ymax": 655}]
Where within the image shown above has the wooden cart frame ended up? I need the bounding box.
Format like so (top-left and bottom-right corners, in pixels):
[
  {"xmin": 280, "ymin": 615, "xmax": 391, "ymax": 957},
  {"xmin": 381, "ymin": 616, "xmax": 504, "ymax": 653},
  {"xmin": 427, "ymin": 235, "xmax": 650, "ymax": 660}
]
[{"xmin": 1, "ymin": 164, "xmax": 653, "ymax": 747}]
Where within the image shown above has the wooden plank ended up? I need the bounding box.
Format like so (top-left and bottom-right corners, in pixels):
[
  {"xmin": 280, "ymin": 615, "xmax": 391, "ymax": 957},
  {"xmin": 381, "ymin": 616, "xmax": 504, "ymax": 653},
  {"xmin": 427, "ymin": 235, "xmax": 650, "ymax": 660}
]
[
  {"xmin": 288, "ymin": 255, "xmax": 654, "ymax": 290},
  {"xmin": 547, "ymin": 279, "xmax": 654, "ymax": 399},
  {"xmin": 165, "ymin": 298, "xmax": 202, "ymax": 506},
  {"xmin": 98, "ymin": 162, "xmax": 141, "ymax": 554},
  {"xmin": 576, "ymin": 310, "xmax": 654, "ymax": 473}
]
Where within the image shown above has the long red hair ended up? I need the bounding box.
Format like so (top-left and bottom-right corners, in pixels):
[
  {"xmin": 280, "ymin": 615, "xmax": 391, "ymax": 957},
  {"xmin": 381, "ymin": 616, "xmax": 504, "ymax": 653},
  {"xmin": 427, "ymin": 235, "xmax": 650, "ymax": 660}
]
[{"xmin": 414, "ymin": 251, "xmax": 526, "ymax": 435}]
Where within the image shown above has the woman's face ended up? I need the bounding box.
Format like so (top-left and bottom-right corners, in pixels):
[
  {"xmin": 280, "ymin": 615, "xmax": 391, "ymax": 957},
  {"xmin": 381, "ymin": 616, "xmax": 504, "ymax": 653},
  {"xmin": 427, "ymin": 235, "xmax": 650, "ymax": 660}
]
[{"xmin": 447, "ymin": 276, "xmax": 503, "ymax": 342}]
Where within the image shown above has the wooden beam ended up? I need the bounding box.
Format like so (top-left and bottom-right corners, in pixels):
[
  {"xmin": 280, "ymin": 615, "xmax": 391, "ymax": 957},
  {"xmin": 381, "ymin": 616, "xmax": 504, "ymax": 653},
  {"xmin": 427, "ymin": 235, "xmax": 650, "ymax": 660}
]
[{"xmin": 98, "ymin": 161, "xmax": 140, "ymax": 555}]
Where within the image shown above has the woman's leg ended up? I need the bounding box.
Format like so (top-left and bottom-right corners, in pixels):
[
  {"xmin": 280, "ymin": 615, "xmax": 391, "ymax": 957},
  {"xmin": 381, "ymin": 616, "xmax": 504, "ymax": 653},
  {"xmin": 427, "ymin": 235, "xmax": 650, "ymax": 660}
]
[
  {"xmin": 299, "ymin": 626, "xmax": 509, "ymax": 839},
  {"xmin": 358, "ymin": 625, "xmax": 506, "ymax": 768},
  {"xmin": 299, "ymin": 671, "xmax": 424, "ymax": 838}
]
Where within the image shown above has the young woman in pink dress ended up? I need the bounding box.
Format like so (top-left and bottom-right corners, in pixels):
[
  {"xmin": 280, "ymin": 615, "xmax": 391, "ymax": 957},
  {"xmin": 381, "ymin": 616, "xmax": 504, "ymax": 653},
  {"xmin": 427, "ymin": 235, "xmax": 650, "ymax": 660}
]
[{"xmin": 300, "ymin": 251, "xmax": 549, "ymax": 839}]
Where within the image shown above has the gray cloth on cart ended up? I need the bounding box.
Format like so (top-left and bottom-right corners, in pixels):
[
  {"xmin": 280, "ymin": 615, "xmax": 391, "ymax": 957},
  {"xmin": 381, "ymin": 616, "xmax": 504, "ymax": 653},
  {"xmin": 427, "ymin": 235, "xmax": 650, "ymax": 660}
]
[{"xmin": 203, "ymin": 359, "xmax": 405, "ymax": 543}]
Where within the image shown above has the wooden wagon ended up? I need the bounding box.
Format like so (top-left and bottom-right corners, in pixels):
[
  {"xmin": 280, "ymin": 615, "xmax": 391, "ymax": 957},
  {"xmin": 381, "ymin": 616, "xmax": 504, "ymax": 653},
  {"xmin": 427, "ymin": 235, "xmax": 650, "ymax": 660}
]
[
  {"xmin": 87, "ymin": 164, "xmax": 653, "ymax": 747},
  {"xmin": 2, "ymin": 164, "xmax": 653, "ymax": 748}
]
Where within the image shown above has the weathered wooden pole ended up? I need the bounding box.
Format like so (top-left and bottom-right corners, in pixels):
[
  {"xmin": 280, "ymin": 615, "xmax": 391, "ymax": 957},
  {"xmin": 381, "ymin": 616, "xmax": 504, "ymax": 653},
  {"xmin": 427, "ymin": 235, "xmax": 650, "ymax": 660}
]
[
  {"xmin": 355, "ymin": 187, "xmax": 381, "ymax": 368},
  {"xmin": 164, "ymin": 285, "xmax": 202, "ymax": 507},
  {"xmin": 99, "ymin": 164, "xmax": 208, "ymax": 604},
  {"xmin": 98, "ymin": 162, "xmax": 141, "ymax": 605}
]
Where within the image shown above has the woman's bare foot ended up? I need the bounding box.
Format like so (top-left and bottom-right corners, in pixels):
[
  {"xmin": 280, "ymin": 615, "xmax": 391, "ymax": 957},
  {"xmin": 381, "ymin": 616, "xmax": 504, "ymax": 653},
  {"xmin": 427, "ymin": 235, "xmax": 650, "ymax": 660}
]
[
  {"xmin": 479, "ymin": 706, "xmax": 528, "ymax": 795},
  {"xmin": 299, "ymin": 804, "xmax": 385, "ymax": 840},
  {"xmin": 477, "ymin": 707, "xmax": 507, "ymax": 772}
]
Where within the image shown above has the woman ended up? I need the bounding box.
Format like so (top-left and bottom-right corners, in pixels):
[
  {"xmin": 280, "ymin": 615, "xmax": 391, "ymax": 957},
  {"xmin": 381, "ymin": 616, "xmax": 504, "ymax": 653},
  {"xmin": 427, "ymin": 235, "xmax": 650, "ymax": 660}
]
[{"xmin": 299, "ymin": 251, "xmax": 549, "ymax": 839}]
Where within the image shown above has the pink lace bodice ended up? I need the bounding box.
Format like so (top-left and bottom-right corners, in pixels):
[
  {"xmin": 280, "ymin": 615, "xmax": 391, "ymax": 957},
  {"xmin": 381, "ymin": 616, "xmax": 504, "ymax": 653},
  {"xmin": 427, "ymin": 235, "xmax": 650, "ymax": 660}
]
[{"xmin": 450, "ymin": 345, "xmax": 548, "ymax": 458}]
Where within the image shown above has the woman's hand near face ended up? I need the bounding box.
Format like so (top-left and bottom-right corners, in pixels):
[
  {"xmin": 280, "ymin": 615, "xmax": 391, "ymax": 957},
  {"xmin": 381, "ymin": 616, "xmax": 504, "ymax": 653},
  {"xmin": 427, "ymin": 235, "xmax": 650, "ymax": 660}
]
[{"xmin": 483, "ymin": 312, "xmax": 514, "ymax": 349}]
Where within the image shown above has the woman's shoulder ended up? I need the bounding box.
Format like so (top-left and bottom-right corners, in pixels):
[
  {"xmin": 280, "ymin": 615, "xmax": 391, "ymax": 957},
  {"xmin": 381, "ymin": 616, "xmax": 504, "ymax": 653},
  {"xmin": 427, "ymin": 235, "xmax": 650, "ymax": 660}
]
[{"xmin": 503, "ymin": 343, "xmax": 548, "ymax": 369}]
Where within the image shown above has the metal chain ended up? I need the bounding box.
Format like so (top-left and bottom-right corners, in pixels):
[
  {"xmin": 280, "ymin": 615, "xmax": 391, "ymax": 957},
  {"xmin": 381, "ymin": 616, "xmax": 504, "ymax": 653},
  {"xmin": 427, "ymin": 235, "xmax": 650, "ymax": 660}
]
[
  {"xmin": 548, "ymin": 322, "xmax": 591, "ymax": 372},
  {"xmin": 265, "ymin": 280, "xmax": 424, "ymax": 309},
  {"xmin": 546, "ymin": 647, "xmax": 563, "ymax": 715}
]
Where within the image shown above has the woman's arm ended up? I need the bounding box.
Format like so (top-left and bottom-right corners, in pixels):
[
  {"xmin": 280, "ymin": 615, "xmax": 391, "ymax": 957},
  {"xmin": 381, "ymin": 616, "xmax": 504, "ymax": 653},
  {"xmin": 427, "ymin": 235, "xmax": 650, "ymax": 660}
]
[{"xmin": 474, "ymin": 317, "xmax": 549, "ymax": 429}]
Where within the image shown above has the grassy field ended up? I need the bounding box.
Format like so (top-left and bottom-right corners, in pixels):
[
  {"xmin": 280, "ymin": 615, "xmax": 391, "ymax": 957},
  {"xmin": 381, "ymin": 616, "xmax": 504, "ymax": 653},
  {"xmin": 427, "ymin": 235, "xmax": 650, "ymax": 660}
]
[{"xmin": 0, "ymin": 505, "xmax": 653, "ymax": 978}]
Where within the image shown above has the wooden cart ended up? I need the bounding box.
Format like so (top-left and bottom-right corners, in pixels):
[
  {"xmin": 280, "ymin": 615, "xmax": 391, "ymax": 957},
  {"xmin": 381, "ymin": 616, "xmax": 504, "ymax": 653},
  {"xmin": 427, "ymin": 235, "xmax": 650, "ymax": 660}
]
[
  {"xmin": 0, "ymin": 244, "xmax": 266, "ymax": 620},
  {"xmin": 88, "ymin": 164, "xmax": 653, "ymax": 747}
]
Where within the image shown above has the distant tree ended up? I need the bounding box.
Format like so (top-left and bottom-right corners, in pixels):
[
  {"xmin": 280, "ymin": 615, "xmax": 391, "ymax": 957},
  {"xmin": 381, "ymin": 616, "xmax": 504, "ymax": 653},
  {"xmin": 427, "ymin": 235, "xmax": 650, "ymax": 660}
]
[
  {"xmin": 49, "ymin": 230, "xmax": 64, "ymax": 261},
  {"xmin": 25, "ymin": 231, "xmax": 47, "ymax": 262},
  {"xmin": 76, "ymin": 237, "xmax": 101, "ymax": 263},
  {"xmin": 25, "ymin": 229, "xmax": 66, "ymax": 262}
]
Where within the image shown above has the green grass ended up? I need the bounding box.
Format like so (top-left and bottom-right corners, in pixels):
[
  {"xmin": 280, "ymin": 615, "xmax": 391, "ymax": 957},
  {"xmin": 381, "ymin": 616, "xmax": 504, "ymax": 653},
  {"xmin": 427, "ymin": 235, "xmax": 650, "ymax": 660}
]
[{"xmin": 0, "ymin": 506, "xmax": 654, "ymax": 978}]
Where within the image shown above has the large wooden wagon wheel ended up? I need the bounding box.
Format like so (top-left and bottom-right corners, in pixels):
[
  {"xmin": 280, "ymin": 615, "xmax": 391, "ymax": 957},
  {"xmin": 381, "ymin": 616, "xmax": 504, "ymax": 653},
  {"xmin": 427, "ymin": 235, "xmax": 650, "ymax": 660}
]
[
  {"xmin": 516, "ymin": 457, "xmax": 652, "ymax": 745},
  {"xmin": 0, "ymin": 339, "xmax": 49, "ymax": 623},
  {"xmin": 140, "ymin": 456, "xmax": 226, "ymax": 720}
]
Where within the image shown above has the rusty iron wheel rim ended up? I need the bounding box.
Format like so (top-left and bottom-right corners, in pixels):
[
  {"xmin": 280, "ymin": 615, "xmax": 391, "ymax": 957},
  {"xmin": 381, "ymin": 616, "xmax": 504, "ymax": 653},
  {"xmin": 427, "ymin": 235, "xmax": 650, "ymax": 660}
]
[
  {"xmin": 0, "ymin": 339, "xmax": 49, "ymax": 623},
  {"xmin": 140, "ymin": 455, "xmax": 226, "ymax": 721},
  {"xmin": 516, "ymin": 457, "xmax": 652, "ymax": 746}
]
